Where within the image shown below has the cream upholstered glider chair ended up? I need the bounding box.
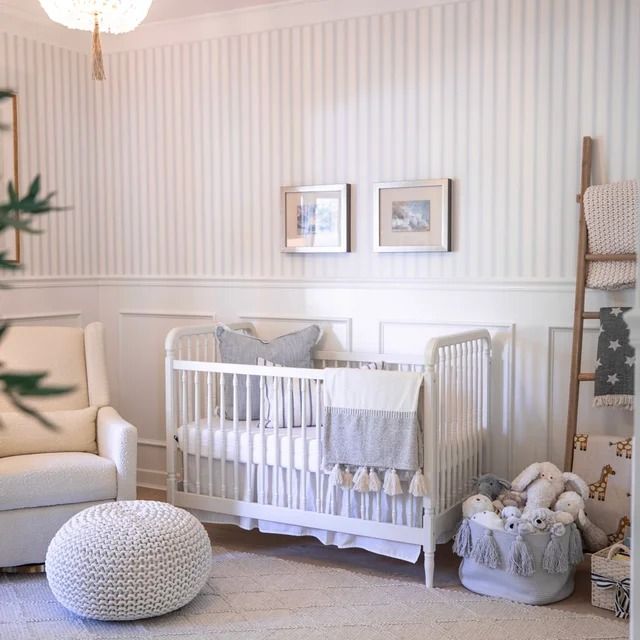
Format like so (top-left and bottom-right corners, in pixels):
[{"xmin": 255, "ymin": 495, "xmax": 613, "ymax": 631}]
[{"xmin": 0, "ymin": 322, "xmax": 137, "ymax": 567}]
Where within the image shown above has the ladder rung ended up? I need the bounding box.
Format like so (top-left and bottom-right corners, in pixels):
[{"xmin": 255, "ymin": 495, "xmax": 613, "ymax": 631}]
[
  {"xmin": 585, "ymin": 253, "xmax": 636, "ymax": 262},
  {"xmin": 578, "ymin": 372, "xmax": 596, "ymax": 382},
  {"xmin": 582, "ymin": 311, "xmax": 600, "ymax": 320}
]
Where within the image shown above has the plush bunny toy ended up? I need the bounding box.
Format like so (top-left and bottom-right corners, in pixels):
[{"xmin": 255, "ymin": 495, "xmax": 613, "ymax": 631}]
[
  {"xmin": 511, "ymin": 462, "xmax": 589, "ymax": 510},
  {"xmin": 553, "ymin": 490, "xmax": 609, "ymax": 552}
]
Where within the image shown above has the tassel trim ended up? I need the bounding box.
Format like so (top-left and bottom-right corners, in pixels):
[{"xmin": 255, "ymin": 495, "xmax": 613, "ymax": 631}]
[
  {"xmin": 383, "ymin": 468, "xmax": 403, "ymax": 496},
  {"xmin": 92, "ymin": 14, "xmax": 106, "ymax": 81},
  {"xmin": 543, "ymin": 529, "xmax": 569, "ymax": 574},
  {"xmin": 593, "ymin": 394, "xmax": 633, "ymax": 410},
  {"xmin": 342, "ymin": 466, "xmax": 353, "ymax": 490},
  {"xmin": 328, "ymin": 463, "xmax": 343, "ymax": 488},
  {"xmin": 453, "ymin": 518, "xmax": 472, "ymax": 558},
  {"xmin": 368, "ymin": 468, "xmax": 382, "ymax": 492},
  {"xmin": 507, "ymin": 534, "xmax": 534, "ymax": 576},
  {"xmin": 471, "ymin": 529, "xmax": 501, "ymax": 569},
  {"xmin": 353, "ymin": 466, "xmax": 369, "ymax": 493},
  {"xmin": 409, "ymin": 469, "xmax": 428, "ymax": 497}
]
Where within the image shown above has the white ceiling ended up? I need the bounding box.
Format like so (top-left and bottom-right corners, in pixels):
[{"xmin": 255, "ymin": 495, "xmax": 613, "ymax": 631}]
[{"xmin": 1, "ymin": 0, "xmax": 292, "ymax": 25}]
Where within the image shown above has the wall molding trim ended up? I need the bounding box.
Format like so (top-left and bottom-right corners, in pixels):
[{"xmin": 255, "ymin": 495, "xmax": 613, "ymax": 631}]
[
  {"xmin": 239, "ymin": 313, "xmax": 353, "ymax": 350},
  {"xmin": 137, "ymin": 467, "xmax": 167, "ymax": 491},
  {"xmin": 138, "ymin": 437, "xmax": 166, "ymax": 449},
  {"xmin": 4, "ymin": 275, "xmax": 579, "ymax": 293},
  {"xmin": 0, "ymin": 310, "xmax": 83, "ymax": 324}
]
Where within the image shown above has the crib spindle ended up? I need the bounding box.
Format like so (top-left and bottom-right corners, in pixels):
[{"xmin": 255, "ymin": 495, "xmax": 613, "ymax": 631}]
[
  {"xmin": 207, "ymin": 371, "xmax": 213, "ymax": 497},
  {"xmin": 286, "ymin": 377, "xmax": 293, "ymax": 509},
  {"xmin": 194, "ymin": 370, "xmax": 201, "ymax": 495},
  {"xmin": 219, "ymin": 373, "xmax": 226, "ymax": 499},
  {"xmin": 315, "ymin": 379, "xmax": 322, "ymax": 513},
  {"xmin": 246, "ymin": 374, "xmax": 252, "ymax": 502},
  {"xmin": 232, "ymin": 374, "xmax": 239, "ymax": 501},
  {"xmin": 259, "ymin": 375, "xmax": 266, "ymax": 504},
  {"xmin": 273, "ymin": 375, "xmax": 280, "ymax": 507},
  {"xmin": 301, "ymin": 379, "xmax": 307, "ymax": 511},
  {"xmin": 181, "ymin": 369, "xmax": 188, "ymax": 491}
]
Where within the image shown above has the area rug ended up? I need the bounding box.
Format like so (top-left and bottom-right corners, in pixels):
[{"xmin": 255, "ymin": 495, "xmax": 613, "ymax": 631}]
[{"xmin": 0, "ymin": 542, "xmax": 629, "ymax": 640}]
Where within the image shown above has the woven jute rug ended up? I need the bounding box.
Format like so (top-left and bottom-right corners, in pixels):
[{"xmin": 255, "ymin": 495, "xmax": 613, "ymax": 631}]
[{"xmin": 0, "ymin": 541, "xmax": 629, "ymax": 640}]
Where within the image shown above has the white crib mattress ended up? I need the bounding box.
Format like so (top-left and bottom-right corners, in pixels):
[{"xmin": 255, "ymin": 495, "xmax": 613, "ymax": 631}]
[{"xmin": 176, "ymin": 420, "xmax": 322, "ymax": 472}]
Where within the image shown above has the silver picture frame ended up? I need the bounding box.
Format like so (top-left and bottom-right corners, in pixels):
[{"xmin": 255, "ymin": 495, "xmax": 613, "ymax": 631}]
[
  {"xmin": 281, "ymin": 183, "xmax": 351, "ymax": 253},
  {"xmin": 373, "ymin": 179, "xmax": 451, "ymax": 253}
]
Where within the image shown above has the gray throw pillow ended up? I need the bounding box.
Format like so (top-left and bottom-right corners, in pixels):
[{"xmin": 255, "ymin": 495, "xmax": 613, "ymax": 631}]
[{"xmin": 215, "ymin": 324, "xmax": 322, "ymax": 420}]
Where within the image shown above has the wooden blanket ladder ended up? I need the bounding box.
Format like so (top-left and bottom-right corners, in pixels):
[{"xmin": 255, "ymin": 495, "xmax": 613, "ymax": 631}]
[{"xmin": 564, "ymin": 136, "xmax": 637, "ymax": 470}]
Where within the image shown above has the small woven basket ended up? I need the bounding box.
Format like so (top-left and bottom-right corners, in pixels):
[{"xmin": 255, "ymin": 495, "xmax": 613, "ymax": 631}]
[{"xmin": 591, "ymin": 543, "xmax": 631, "ymax": 618}]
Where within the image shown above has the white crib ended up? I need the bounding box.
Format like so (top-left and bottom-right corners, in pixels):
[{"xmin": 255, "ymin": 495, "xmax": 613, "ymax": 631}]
[{"xmin": 165, "ymin": 323, "xmax": 491, "ymax": 587}]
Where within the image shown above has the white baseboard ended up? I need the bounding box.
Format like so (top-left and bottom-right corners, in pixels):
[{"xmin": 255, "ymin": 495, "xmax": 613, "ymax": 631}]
[{"xmin": 137, "ymin": 468, "xmax": 166, "ymax": 492}]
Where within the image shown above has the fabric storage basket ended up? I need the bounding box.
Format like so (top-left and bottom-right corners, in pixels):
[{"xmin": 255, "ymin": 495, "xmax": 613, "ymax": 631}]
[
  {"xmin": 458, "ymin": 520, "xmax": 576, "ymax": 605},
  {"xmin": 591, "ymin": 543, "xmax": 631, "ymax": 619}
]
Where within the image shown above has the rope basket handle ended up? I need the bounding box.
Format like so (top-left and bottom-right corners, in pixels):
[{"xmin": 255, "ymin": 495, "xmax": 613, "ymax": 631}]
[{"xmin": 606, "ymin": 543, "xmax": 631, "ymax": 560}]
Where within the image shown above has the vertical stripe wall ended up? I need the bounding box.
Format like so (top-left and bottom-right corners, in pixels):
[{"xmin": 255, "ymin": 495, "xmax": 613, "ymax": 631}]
[
  {"xmin": 1, "ymin": 0, "xmax": 638, "ymax": 282},
  {"xmin": 0, "ymin": 32, "xmax": 95, "ymax": 278}
]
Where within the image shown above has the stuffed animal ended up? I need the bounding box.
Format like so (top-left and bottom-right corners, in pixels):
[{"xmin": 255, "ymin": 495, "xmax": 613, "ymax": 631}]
[
  {"xmin": 462, "ymin": 494, "xmax": 495, "ymax": 518},
  {"xmin": 553, "ymin": 491, "xmax": 579, "ymax": 524},
  {"xmin": 496, "ymin": 488, "xmax": 526, "ymax": 510},
  {"xmin": 471, "ymin": 510, "xmax": 504, "ymax": 531},
  {"xmin": 472, "ymin": 474, "xmax": 511, "ymax": 501},
  {"xmin": 503, "ymin": 515, "xmax": 535, "ymax": 535},
  {"xmin": 511, "ymin": 462, "xmax": 589, "ymax": 510},
  {"xmin": 553, "ymin": 490, "xmax": 609, "ymax": 552},
  {"xmin": 503, "ymin": 516, "xmax": 520, "ymax": 533},
  {"xmin": 523, "ymin": 507, "xmax": 556, "ymax": 532},
  {"xmin": 501, "ymin": 506, "xmax": 522, "ymax": 520}
]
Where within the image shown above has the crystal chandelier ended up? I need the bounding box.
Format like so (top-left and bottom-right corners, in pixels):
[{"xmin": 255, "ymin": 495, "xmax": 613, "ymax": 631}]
[{"xmin": 38, "ymin": 1, "xmax": 153, "ymax": 80}]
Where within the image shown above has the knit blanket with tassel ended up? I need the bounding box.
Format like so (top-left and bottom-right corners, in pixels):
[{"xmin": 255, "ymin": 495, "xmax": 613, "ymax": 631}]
[
  {"xmin": 594, "ymin": 307, "xmax": 634, "ymax": 410},
  {"xmin": 584, "ymin": 180, "xmax": 637, "ymax": 290},
  {"xmin": 322, "ymin": 368, "xmax": 423, "ymax": 473}
]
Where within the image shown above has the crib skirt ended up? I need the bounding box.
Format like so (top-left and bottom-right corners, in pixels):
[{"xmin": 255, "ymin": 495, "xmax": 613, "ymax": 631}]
[{"xmin": 181, "ymin": 453, "xmax": 424, "ymax": 562}]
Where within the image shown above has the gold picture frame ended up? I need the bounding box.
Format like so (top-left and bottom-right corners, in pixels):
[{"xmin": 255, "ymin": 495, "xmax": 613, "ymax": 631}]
[{"xmin": 0, "ymin": 93, "xmax": 20, "ymax": 263}]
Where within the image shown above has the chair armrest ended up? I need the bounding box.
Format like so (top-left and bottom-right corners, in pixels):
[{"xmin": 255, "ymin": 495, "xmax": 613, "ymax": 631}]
[{"xmin": 97, "ymin": 406, "xmax": 137, "ymax": 501}]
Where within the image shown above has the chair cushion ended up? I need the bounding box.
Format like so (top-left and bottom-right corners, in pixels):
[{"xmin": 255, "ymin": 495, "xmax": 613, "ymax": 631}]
[
  {"xmin": 0, "ymin": 407, "xmax": 97, "ymax": 458},
  {"xmin": 0, "ymin": 452, "xmax": 116, "ymax": 511},
  {"xmin": 0, "ymin": 325, "xmax": 89, "ymax": 412}
]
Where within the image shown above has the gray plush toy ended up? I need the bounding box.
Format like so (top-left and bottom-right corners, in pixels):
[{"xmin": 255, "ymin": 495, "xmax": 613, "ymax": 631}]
[{"xmin": 472, "ymin": 474, "xmax": 512, "ymax": 501}]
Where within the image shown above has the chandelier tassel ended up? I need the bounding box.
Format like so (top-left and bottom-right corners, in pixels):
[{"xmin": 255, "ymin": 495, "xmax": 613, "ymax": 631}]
[{"xmin": 92, "ymin": 14, "xmax": 106, "ymax": 81}]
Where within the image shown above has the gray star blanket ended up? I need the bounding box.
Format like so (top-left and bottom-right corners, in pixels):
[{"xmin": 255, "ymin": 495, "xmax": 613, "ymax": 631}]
[{"xmin": 594, "ymin": 307, "xmax": 634, "ymax": 410}]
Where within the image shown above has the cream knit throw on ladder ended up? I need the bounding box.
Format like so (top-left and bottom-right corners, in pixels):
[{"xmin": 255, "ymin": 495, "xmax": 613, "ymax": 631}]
[{"xmin": 584, "ymin": 180, "xmax": 638, "ymax": 290}]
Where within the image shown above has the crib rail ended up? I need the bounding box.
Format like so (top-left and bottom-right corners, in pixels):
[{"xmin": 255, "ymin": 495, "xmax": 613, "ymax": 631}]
[{"xmin": 165, "ymin": 325, "xmax": 491, "ymax": 569}]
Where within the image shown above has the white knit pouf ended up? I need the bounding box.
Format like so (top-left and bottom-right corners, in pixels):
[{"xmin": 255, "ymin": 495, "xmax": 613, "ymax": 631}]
[{"xmin": 46, "ymin": 501, "xmax": 211, "ymax": 621}]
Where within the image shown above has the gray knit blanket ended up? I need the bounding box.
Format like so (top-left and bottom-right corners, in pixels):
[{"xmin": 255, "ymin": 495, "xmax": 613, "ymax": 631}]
[
  {"xmin": 594, "ymin": 307, "xmax": 634, "ymax": 410},
  {"xmin": 322, "ymin": 368, "xmax": 423, "ymax": 471}
]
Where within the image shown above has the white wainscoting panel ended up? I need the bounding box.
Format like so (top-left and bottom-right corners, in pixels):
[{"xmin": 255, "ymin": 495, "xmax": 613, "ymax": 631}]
[
  {"xmin": 1, "ymin": 311, "xmax": 82, "ymax": 326},
  {"xmin": 117, "ymin": 310, "xmax": 216, "ymax": 480},
  {"xmin": 379, "ymin": 319, "xmax": 514, "ymax": 478}
]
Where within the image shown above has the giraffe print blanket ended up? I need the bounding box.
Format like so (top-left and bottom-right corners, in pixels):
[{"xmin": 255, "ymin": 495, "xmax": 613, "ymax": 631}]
[
  {"xmin": 594, "ymin": 307, "xmax": 634, "ymax": 410},
  {"xmin": 572, "ymin": 433, "xmax": 632, "ymax": 546}
]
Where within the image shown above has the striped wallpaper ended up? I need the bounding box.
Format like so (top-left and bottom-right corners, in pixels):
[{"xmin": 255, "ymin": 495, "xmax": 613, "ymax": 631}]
[{"xmin": 1, "ymin": 0, "xmax": 638, "ymax": 282}]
